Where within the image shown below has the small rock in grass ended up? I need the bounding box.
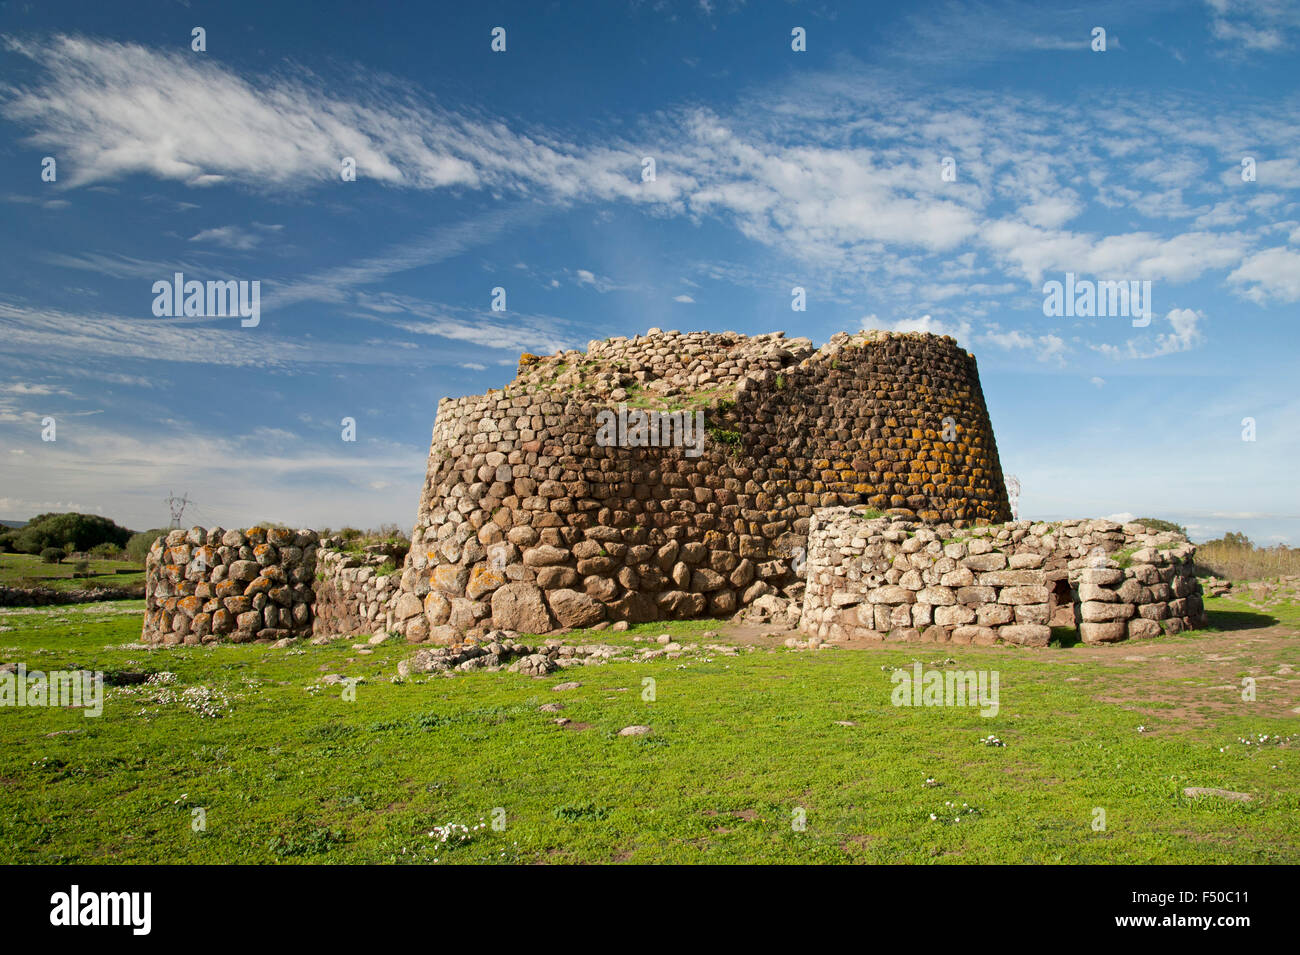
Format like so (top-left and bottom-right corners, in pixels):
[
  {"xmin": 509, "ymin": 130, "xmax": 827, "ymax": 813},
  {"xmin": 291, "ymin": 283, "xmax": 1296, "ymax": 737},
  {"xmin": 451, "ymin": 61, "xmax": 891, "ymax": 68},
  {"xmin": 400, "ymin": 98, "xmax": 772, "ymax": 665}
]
[
  {"xmin": 619, "ymin": 725, "xmax": 652, "ymax": 736},
  {"xmin": 508, "ymin": 653, "xmax": 556, "ymax": 676},
  {"xmin": 1183, "ymin": 787, "xmax": 1253, "ymax": 803},
  {"xmin": 552, "ymin": 681, "xmax": 582, "ymax": 691}
]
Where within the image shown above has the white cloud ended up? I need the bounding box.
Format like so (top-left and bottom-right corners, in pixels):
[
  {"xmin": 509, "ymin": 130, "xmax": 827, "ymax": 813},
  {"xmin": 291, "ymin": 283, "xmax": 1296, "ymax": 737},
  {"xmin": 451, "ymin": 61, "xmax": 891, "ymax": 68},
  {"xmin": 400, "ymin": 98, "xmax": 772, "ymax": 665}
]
[
  {"xmin": 1091, "ymin": 308, "xmax": 1206, "ymax": 359},
  {"xmin": 0, "ymin": 301, "xmax": 429, "ymax": 368},
  {"xmin": 979, "ymin": 326, "xmax": 1067, "ymax": 362},
  {"xmin": 1227, "ymin": 247, "xmax": 1300, "ymax": 303},
  {"xmin": 188, "ymin": 224, "xmax": 279, "ymax": 250},
  {"xmin": 673, "ymin": 294, "xmax": 695, "ymax": 303},
  {"xmin": 874, "ymin": 314, "xmax": 972, "ymax": 344},
  {"xmin": 1205, "ymin": 0, "xmax": 1300, "ymax": 52}
]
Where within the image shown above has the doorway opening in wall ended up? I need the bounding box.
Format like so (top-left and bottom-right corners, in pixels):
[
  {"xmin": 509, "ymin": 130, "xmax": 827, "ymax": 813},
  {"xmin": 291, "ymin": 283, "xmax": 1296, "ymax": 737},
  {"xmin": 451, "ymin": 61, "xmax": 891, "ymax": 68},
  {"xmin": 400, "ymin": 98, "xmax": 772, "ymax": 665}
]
[{"xmin": 1047, "ymin": 576, "xmax": 1080, "ymax": 646}]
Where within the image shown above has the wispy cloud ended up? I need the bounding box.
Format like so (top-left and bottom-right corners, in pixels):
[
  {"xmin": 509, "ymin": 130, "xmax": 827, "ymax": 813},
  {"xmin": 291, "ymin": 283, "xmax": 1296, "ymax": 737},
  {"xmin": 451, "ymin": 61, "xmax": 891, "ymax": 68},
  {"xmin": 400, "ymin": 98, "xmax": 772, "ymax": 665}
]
[{"xmin": 6, "ymin": 33, "xmax": 1300, "ymax": 323}]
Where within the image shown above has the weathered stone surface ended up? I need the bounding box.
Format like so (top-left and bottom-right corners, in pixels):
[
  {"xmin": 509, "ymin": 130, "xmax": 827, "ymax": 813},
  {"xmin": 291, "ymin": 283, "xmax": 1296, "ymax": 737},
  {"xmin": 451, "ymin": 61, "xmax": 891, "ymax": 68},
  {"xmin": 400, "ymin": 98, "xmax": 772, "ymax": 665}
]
[
  {"xmin": 1079, "ymin": 621, "xmax": 1127, "ymax": 643},
  {"xmin": 394, "ymin": 592, "xmax": 423, "ymax": 621},
  {"xmin": 961, "ymin": 553, "xmax": 1007, "ymax": 572},
  {"xmin": 999, "ymin": 585, "xmax": 1050, "ymax": 605},
  {"xmin": 423, "ymin": 592, "xmax": 451, "ymax": 626},
  {"xmin": 797, "ymin": 513, "xmax": 1204, "ymax": 648},
  {"xmin": 1080, "ymin": 601, "xmax": 1136, "ymax": 622},
  {"xmin": 934, "ymin": 605, "xmax": 976, "ymax": 626},
  {"xmin": 1183, "ymin": 787, "xmax": 1253, "ymax": 803},
  {"xmin": 868, "ymin": 585, "xmax": 915, "ymax": 605},
  {"xmin": 523, "ymin": 545, "xmax": 570, "ymax": 567},
  {"xmin": 546, "ymin": 589, "xmax": 605, "ymax": 628},
  {"xmin": 466, "ymin": 566, "xmax": 506, "ymax": 599},
  {"xmin": 491, "ymin": 582, "xmax": 554, "ymax": 633},
  {"xmin": 508, "ymin": 653, "xmax": 556, "ymax": 676},
  {"xmin": 536, "ymin": 566, "xmax": 580, "ymax": 590},
  {"xmin": 916, "ymin": 586, "xmax": 957, "ymax": 605},
  {"xmin": 999, "ymin": 624, "xmax": 1051, "ymax": 647}
]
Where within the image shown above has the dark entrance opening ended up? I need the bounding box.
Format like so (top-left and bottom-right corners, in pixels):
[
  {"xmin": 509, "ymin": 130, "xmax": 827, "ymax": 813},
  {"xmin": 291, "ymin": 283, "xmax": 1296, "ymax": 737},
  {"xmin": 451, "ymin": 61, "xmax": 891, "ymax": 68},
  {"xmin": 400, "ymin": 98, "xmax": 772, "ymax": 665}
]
[{"xmin": 1047, "ymin": 576, "xmax": 1076, "ymax": 629}]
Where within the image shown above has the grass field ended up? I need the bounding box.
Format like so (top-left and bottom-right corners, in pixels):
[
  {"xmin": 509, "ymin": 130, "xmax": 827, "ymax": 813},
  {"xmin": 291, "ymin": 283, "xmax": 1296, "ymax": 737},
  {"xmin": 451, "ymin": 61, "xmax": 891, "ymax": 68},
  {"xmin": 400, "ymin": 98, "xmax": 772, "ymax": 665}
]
[
  {"xmin": 0, "ymin": 593, "xmax": 1297, "ymax": 864},
  {"xmin": 0, "ymin": 552, "xmax": 145, "ymax": 591}
]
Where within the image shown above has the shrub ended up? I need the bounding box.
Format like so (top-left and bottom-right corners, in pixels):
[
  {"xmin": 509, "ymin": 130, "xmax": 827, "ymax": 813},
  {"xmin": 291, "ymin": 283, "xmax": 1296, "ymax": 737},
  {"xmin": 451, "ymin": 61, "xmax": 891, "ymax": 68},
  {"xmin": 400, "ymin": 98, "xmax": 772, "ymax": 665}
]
[
  {"xmin": 90, "ymin": 542, "xmax": 122, "ymax": 558},
  {"xmin": 73, "ymin": 559, "xmax": 90, "ymax": 575},
  {"xmin": 40, "ymin": 547, "xmax": 63, "ymax": 564},
  {"xmin": 1196, "ymin": 534, "xmax": 1300, "ymax": 581},
  {"xmin": 1135, "ymin": 517, "xmax": 1187, "ymax": 536},
  {"xmin": 125, "ymin": 529, "xmax": 170, "ymax": 563}
]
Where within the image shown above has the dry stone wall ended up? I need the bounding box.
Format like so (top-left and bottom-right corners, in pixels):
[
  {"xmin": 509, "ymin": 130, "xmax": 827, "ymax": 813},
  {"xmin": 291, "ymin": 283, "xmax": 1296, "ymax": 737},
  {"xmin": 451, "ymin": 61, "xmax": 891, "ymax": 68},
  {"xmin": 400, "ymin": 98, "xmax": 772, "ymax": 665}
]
[
  {"xmin": 802, "ymin": 512, "xmax": 1206, "ymax": 646},
  {"xmin": 142, "ymin": 526, "xmax": 317, "ymax": 645},
  {"xmin": 311, "ymin": 544, "xmax": 404, "ymax": 639},
  {"xmin": 393, "ymin": 328, "xmax": 1010, "ymax": 643},
  {"xmin": 1, "ymin": 585, "xmax": 139, "ymax": 606}
]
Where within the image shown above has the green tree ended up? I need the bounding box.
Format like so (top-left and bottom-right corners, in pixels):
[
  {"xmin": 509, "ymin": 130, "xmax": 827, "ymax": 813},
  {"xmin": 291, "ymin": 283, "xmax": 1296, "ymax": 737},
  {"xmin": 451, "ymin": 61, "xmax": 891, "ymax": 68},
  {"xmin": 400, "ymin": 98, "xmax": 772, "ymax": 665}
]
[
  {"xmin": 1204, "ymin": 531, "xmax": 1253, "ymax": 549},
  {"xmin": 15, "ymin": 513, "xmax": 132, "ymax": 555}
]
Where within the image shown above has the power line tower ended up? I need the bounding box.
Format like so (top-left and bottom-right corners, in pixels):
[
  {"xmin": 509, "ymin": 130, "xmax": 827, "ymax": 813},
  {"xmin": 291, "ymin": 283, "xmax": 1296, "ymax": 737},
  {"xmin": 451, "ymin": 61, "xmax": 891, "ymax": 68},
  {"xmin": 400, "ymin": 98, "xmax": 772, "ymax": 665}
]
[{"xmin": 164, "ymin": 491, "xmax": 193, "ymax": 529}]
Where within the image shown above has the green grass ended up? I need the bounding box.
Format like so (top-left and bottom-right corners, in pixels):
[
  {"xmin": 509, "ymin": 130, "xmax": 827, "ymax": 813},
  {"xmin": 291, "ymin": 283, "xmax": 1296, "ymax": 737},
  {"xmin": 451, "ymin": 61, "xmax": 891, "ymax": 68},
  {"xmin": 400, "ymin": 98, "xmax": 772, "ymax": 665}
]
[
  {"xmin": 0, "ymin": 598, "xmax": 1296, "ymax": 864},
  {"xmin": 0, "ymin": 552, "xmax": 145, "ymax": 590}
]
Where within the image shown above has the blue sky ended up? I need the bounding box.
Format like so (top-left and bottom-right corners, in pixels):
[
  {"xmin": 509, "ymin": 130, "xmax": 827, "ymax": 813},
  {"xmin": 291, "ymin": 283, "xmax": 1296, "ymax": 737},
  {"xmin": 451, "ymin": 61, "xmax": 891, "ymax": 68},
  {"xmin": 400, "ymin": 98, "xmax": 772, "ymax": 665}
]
[{"xmin": 1, "ymin": 0, "xmax": 1298, "ymax": 543}]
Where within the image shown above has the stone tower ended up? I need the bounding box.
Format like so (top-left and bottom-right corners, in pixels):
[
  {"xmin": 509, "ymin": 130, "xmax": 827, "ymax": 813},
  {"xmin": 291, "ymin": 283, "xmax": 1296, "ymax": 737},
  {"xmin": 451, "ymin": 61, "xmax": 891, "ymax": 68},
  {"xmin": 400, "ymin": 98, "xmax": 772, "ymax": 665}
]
[{"xmin": 391, "ymin": 328, "xmax": 1010, "ymax": 641}]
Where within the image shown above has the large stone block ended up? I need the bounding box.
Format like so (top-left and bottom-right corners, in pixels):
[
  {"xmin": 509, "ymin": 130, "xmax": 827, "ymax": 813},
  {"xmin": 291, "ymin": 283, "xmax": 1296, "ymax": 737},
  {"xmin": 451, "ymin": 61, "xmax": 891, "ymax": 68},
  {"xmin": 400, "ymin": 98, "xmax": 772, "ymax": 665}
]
[
  {"xmin": 546, "ymin": 588, "xmax": 606, "ymax": 628},
  {"xmin": 934, "ymin": 604, "xmax": 976, "ymax": 626},
  {"xmin": 999, "ymin": 624, "xmax": 1050, "ymax": 647},
  {"xmin": 1079, "ymin": 621, "xmax": 1127, "ymax": 643},
  {"xmin": 999, "ymin": 585, "xmax": 1050, "ymax": 605},
  {"xmin": 916, "ymin": 586, "xmax": 956, "ymax": 605},
  {"xmin": 1080, "ymin": 600, "xmax": 1136, "ymax": 622},
  {"xmin": 491, "ymin": 582, "xmax": 554, "ymax": 633}
]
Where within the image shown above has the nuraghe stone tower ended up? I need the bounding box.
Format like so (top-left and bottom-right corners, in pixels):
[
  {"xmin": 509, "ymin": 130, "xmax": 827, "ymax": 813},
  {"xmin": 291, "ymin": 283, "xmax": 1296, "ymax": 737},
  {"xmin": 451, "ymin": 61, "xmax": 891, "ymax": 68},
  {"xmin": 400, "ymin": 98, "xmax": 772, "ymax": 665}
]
[{"xmin": 388, "ymin": 329, "xmax": 1011, "ymax": 642}]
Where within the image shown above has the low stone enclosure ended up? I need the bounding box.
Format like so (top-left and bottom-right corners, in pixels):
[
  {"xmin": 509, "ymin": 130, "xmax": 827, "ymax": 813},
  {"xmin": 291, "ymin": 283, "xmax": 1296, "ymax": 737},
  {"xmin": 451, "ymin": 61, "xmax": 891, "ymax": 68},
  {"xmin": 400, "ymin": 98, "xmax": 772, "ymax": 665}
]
[
  {"xmin": 141, "ymin": 328, "xmax": 1205, "ymax": 647},
  {"xmin": 802, "ymin": 512, "xmax": 1207, "ymax": 646},
  {"xmin": 142, "ymin": 526, "xmax": 318, "ymax": 645}
]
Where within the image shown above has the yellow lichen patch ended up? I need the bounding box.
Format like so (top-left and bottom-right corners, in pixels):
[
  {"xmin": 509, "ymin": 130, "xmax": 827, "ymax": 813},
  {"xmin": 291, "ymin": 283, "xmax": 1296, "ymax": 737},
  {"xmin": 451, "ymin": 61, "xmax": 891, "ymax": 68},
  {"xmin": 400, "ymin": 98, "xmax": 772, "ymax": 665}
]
[{"xmin": 467, "ymin": 566, "xmax": 505, "ymax": 594}]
